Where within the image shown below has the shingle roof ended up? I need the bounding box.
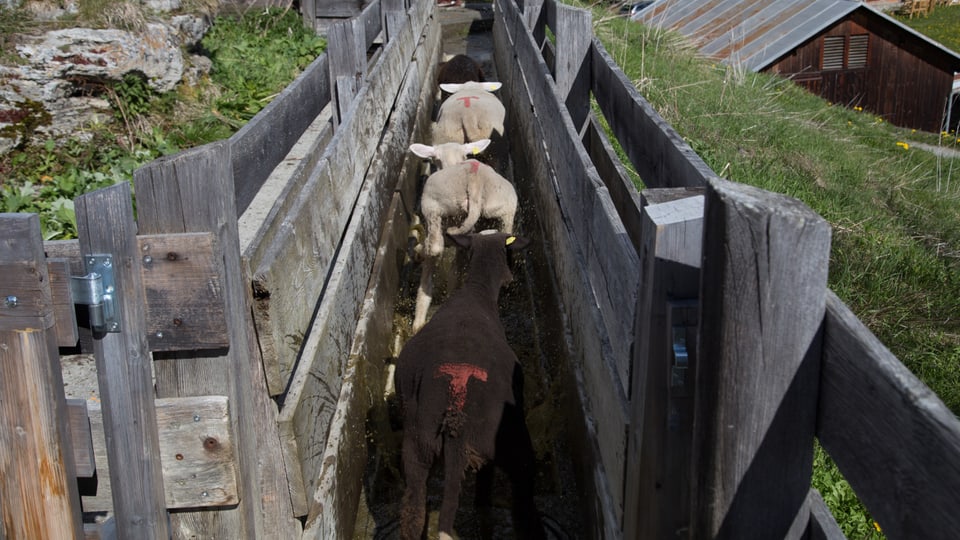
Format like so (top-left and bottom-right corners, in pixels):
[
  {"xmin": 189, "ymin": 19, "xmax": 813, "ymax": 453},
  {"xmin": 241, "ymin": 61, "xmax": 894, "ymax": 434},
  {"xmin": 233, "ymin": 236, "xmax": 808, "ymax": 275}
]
[{"xmin": 634, "ymin": 0, "xmax": 960, "ymax": 71}]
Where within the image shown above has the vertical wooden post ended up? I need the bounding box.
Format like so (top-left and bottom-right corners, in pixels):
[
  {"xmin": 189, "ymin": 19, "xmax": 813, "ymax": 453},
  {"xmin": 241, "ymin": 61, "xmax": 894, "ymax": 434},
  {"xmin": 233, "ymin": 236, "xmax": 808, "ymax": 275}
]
[
  {"xmin": 328, "ymin": 16, "xmax": 367, "ymax": 126},
  {"xmin": 0, "ymin": 214, "xmax": 84, "ymax": 540},
  {"xmin": 135, "ymin": 141, "xmax": 300, "ymax": 539},
  {"xmin": 74, "ymin": 183, "xmax": 170, "ymax": 539},
  {"xmin": 690, "ymin": 178, "xmax": 831, "ymax": 539},
  {"xmin": 554, "ymin": 3, "xmax": 591, "ymax": 131},
  {"xmin": 625, "ymin": 193, "xmax": 702, "ymax": 539}
]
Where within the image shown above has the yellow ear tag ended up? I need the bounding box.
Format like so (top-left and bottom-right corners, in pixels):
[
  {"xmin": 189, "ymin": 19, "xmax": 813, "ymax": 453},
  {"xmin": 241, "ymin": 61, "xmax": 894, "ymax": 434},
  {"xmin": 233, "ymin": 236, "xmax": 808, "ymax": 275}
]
[
  {"xmin": 505, "ymin": 236, "xmax": 516, "ymax": 246},
  {"xmin": 472, "ymin": 148, "xmax": 479, "ymax": 155}
]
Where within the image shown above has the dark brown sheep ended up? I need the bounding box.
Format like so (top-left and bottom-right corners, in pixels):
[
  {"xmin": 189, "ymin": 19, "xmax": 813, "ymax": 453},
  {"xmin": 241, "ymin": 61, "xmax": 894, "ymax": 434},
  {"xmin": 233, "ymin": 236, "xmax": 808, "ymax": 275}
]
[
  {"xmin": 395, "ymin": 231, "xmax": 546, "ymax": 540},
  {"xmin": 437, "ymin": 53, "xmax": 486, "ymax": 87}
]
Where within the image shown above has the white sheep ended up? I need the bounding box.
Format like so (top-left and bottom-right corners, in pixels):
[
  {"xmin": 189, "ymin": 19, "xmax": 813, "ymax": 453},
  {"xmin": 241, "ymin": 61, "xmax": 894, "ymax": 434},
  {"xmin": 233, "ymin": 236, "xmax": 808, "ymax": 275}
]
[
  {"xmin": 407, "ymin": 142, "xmax": 519, "ymax": 333},
  {"xmin": 409, "ymin": 139, "xmax": 491, "ymax": 170},
  {"xmin": 432, "ymin": 81, "xmax": 505, "ymax": 145}
]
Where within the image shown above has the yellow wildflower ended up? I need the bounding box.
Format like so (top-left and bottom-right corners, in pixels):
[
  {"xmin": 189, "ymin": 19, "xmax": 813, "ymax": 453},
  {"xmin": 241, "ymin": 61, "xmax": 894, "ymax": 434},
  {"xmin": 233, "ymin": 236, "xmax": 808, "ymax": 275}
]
[{"xmin": 896, "ymin": 141, "xmax": 909, "ymax": 150}]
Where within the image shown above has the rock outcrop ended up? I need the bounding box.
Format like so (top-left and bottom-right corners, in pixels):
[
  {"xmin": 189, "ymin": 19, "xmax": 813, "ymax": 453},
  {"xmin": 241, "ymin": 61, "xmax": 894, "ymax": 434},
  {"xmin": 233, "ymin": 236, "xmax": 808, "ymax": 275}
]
[{"xmin": 0, "ymin": 2, "xmax": 213, "ymax": 153}]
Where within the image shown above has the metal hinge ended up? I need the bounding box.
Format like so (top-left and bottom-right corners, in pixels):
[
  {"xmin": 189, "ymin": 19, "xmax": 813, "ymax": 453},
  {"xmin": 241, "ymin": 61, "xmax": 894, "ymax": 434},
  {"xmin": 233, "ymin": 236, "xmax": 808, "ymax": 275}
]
[{"xmin": 70, "ymin": 254, "xmax": 120, "ymax": 333}]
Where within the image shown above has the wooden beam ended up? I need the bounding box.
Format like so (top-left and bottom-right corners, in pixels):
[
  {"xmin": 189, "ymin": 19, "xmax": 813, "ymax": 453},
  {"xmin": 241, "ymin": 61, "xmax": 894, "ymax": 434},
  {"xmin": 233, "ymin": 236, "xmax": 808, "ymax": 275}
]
[
  {"xmin": 75, "ymin": 182, "xmax": 169, "ymax": 539},
  {"xmin": 690, "ymin": 178, "xmax": 831, "ymax": 539},
  {"xmin": 818, "ymin": 290, "xmax": 960, "ymax": 538},
  {"xmin": 44, "ymin": 232, "xmax": 228, "ymax": 352},
  {"xmin": 0, "ymin": 213, "xmax": 84, "ymax": 540}
]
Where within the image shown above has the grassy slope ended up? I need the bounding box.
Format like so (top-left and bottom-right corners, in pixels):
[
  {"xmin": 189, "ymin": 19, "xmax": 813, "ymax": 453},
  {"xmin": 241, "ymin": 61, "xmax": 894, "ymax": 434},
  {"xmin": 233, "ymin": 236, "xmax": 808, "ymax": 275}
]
[
  {"xmin": 591, "ymin": 5, "xmax": 960, "ymax": 414},
  {"xmin": 586, "ymin": 3, "xmax": 960, "ymax": 537}
]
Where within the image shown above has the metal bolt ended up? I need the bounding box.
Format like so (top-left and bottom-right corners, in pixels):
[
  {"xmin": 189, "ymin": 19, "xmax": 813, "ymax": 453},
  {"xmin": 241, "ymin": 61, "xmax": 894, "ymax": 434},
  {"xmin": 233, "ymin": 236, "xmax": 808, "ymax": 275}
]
[
  {"xmin": 5, "ymin": 296, "xmax": 17, "ymax": 308},
  {"xmin": 155, "ymin": 332, "xmax": 164, "ymax": 339},
  {"xmin": 143, "ymin": 255, "xmax": 153, "ymax": 264},
  {"xmin": 193, "ymin": 415, "xmax": 201, "ymax": 422},
  {"xmin": 201, "ymin": 491, "xmax": 208, "ymax": 498},
  {"xmin": 102, "ymin": 258, "xmax": 112, "ymax": 268},
  {"xmin": 105, "ymin": 285, "xmax": 115, "ymax": 294}
]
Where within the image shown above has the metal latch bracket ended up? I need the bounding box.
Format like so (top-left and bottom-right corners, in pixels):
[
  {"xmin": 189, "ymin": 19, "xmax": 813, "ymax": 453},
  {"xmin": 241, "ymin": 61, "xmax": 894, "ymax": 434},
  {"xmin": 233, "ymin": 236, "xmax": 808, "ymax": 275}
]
[{"xmin": 70, "ymin": 255, "xmax": 120, "ymax": 333}]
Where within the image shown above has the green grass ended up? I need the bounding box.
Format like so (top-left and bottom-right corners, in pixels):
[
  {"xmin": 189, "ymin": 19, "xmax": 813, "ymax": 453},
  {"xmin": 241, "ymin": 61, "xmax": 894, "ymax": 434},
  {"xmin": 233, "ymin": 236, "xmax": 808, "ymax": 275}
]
[
  {"xmin": 585, "ymin": 3, "xmax": 960, "ymax": 538},
  {"xmin": 0, "ymin": 7, "xmax": 325, "ymax": 239},
  {"xmin": 894, "ymin": 4, "xmax": 960, "ymax": 53}
]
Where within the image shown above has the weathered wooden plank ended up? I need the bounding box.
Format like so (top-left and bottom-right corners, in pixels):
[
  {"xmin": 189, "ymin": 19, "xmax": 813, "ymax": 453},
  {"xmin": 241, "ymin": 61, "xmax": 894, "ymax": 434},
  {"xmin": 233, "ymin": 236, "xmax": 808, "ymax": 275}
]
[
  {"xmin": 494, "ymin": 0, "xmax": 625, "ymax": 533},
  {"xmin": 253, "ymin": 0, "xmax": 431, "ymax": 397},
  {"xmin": 313, "ymin": 0, "xmax": 363, "ymax": 18},
  {"xmin": 302, "ymin": 192, "xmax": 408, "ymax": 539},
  {"xmin": 0, "ymin": 214, "xmax": 84, "ymax": 540},
  {"xmin": 47, "ymin": 258, "xmax": 79, "ymax": 347},
  {"xmin": 806, "ymin": 489, "xmax": 846, "ymax": 540},
  {"xmin": 134, "ymin": 141, "xmax": 300, "ymax": 539},
  {"xmin": 818, "ymin": 290, "xmax": 960, "ymax": 539},
  {"xmin": 44, "ymin": 233, "xmax": 228, "ymax": 352},
  {"xmin": 624, "ymin": 194, "xmax": 702, "ymax": 540},
  {"xmin": 156, "ymin": 395, "xmax": 238, "ymax": 509},
  {"xmin": 239, "ymin": 104, "xmax": 334, "ymax": 395},
  {"xmin": 583, "ymin": 116, "xmax": 645, "ymax": 252},
  {"xmin": 505, "ymin": 0, "xmax": 640, "ymax": 386},
  {"xmin": 286, "ymin": 15, "xmax": 437, "ymax": 529},
  {"xmin": 232, "ymin": 52, "xmax": 332, "ymax": 216},
  {"xmin": 75, "ymin": 182, "xmax": 169, "ymax": 539},
  {"xmin": 591, "ymin": 38, "xmax": 714, "ymax": 189},
  {"xmin": 690, "ymin": 178, "xmax": 831, "ymax": 539},
  {"xmin": 553, "ymin": 2, "xmax": 591, "ymax": 130},
  {"xmin": 81, "ymin": 396, "xmax": 239, "ymax": 511},
  {"xmin": 66, "ymin": 398, "xmax": 95, "ymax": 478},
  {"xmin": 328, "ymin": 16, "xmax": 368, "ymax": 125}
]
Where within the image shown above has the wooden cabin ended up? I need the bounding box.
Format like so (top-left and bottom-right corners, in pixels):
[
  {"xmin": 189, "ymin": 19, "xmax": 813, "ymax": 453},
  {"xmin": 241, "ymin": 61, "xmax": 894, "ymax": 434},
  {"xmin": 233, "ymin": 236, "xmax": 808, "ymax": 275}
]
[{"xmin": 637, "ymin": 0, "xmax": 960, "ymax": 133}]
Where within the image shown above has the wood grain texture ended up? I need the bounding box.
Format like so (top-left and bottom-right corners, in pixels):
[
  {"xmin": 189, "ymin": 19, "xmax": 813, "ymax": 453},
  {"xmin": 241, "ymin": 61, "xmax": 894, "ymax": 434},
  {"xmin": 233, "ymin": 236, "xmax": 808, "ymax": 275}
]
[
  {"xmin": 75, "ymin": 182, "xmax": 169, "ymax": 539},
  {"xmin": 44, "ymin": 234, "xmax": 227, "ymax": 352},
  {"xmin": 251, "ymin": 4, "xmax": 424, "ymax": 393},
  {"xmin": 282, "ymin": 2, "xmax": 436, "ymax": 532},
  {"xmin": 625, "ymin": 193, "xmax": 702, "ymax": 539},
  {"xmin": 495, "ymin": 0, "xmax": 625, "ymax": 532},
  {"xmin": 819, "ymin": 290, "xmax": 960, "ymax": 539},
  {"xmin": 134, "ymin": 141, "xmax": 299, "ymax": 539},
  {"xmin": 0, "ymin": 214, "xmax": 83, "ymax": 540},
  {"xmin": 690, "ymin": 178, "xmax": 831, "ymax": 539}
]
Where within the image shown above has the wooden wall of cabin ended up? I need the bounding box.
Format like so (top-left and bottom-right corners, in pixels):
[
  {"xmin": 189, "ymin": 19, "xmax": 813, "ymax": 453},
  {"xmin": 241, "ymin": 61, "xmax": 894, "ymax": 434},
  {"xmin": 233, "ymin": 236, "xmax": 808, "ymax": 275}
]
[{"xmin": 768, "ymin": 15, "xmax": 958, "ymax": 133}]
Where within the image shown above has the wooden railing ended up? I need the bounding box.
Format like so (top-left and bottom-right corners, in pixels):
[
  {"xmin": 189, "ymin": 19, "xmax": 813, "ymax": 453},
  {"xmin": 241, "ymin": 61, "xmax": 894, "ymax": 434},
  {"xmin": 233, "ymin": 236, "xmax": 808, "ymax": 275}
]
[
  {"xmin": 0, "ymin": 0, "xmax": 430, "ymax": 537},
  {"xmin": 4, "ymin": 0, "xmax": 960, "ymax": 538},
  {"xmin": 498, "ymin": 0, "xmax": 960, "ymax": 537}
]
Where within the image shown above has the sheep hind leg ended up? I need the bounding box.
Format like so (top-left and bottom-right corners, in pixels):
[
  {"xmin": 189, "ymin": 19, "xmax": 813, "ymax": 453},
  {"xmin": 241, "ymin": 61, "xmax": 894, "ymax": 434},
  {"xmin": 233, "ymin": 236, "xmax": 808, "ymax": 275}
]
[
  {"xmin": 412, "ymin": 255, "xmax": 435, "ymax": 334},
  {"xmin": 438, "ymin": 438, "xmax": 468, "ymax": 540},
  {"xmin": 400, "ymin": 436, "xmax": 431, "ymax": 540}
]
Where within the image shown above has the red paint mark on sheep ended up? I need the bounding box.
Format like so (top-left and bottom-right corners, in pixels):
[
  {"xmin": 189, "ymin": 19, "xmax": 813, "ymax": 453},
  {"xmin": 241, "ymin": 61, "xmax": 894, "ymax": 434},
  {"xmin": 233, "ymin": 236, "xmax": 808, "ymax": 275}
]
[
  {"xmin": 456, "ymin": 95, "xmax": 481, "ymax": 108},
  {"xmin": 434, "ymin": 363, "xmax": 488, "ymax": 411},
  {"xmin": 468, "ymin": 160, "xmax": 481, "ymax": 174}
]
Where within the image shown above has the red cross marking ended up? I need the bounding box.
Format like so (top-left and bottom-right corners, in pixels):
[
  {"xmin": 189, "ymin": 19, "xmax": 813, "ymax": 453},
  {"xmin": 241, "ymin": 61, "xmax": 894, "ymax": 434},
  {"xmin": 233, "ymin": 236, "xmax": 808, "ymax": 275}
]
[
  {"xmin": 456, "ymin": 95, "xmax": 481, "ymax": 108},
  {"xmin": 434, "ymin": 363, "xmax": 488, "ymax": 412}
]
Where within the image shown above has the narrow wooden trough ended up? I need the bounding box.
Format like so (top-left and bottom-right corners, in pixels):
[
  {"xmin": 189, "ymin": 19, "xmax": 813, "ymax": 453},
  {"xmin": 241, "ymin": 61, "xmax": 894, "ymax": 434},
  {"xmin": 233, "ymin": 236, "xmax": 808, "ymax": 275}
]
[{"xmin": 4, "ymin": 0, "xmax": 960, "ymax": 538}]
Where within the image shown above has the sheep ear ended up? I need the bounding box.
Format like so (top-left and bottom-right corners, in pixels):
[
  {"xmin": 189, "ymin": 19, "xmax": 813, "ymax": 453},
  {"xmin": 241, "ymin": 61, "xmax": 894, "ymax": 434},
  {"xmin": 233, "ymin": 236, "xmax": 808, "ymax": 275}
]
[
  {"xmin": 482, "ymin": 82, "xmax": 503, "ymax": 92},
  {"xmin": 441, "ymin": 53, "xmax": 455, "ymax": 62},
  {"xmin": 505, "ymin": 234, "xmax": 531, "ymax": 250},
  {"xmin": 409, "ymin": 143, "xmax": 435, "ymax": 159},
  {"xmin": 439, "ymin": 83, "xmax": 462, "ymax": 93},
  {"xmin": 465, "ymin": 139, "xmax": 491, "ymax": 155}
]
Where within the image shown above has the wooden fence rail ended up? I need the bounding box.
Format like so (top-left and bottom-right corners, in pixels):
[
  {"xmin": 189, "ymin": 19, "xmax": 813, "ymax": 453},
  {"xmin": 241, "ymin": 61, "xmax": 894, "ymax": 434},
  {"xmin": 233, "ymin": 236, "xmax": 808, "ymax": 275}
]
[{"xmin": 500, "ymin": 0, "xmax": 960, "ymax": 538}]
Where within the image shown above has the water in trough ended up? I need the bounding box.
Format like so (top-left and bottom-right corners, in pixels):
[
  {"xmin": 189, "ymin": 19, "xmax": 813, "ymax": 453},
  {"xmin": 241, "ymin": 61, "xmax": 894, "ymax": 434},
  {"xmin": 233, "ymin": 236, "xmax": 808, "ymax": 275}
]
[{"xmin": 350, "ymin": 4, "xmax": 587, "ymax": 538}]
